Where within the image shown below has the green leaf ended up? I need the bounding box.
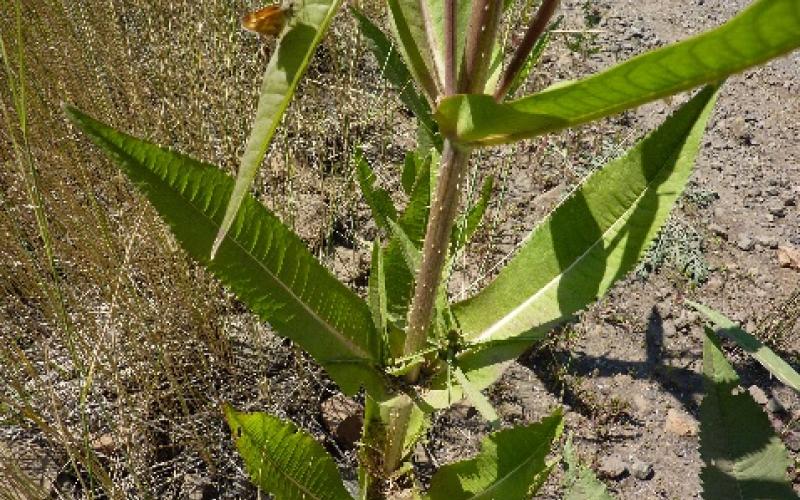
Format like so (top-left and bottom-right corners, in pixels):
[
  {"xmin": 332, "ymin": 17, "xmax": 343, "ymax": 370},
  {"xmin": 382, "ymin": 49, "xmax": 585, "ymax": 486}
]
[
  {"xmin": 426, "ymin": 409, "xmax": 563, "ymax": 500},
  {"xmin": 386, "ymin": 0, "xmax": 441, "ymax": 101},
  {"xmin": 65, "ymin": 106, "xmax": 387, "ymax": 398},
  {"xmin": 223, "ymin": 405, "xmax": 351, "ymax": 500},
  {"xmin": 428, "ymin": 0, "xmax": 472, "ymax": 81},
  {"xmin": 350, "ymin": 6, "xmax": 440, "ymax": 149},
  {"xmin": 388, "ymin": 219, "xmax": 422, "ymax": 275},
  {"xmin": 384, "ymin": 153, "xmax": 432, "ymax": 325},
  {"xmin": 562, "ymin": 434, "xmax": 615, "ymax": 500},
  {"xmin": 688, "ymin": 301, "xmax": 800, "ymax": 393},
  {"xmin": 401, "ymin": 151, "xmax": 420, "ymax": 195},
  {"xmin": 368, "ymin": 239, "xmax": 389, "ymax": 361},
  {"xmin": 453, "ymin": 85, "xmax": 720, "ymax": 347},
  {"xmin": 451, "ymin": 175, "xmax": 494, "ymax": 253},
  {"xmin": 453, "ymin": 366, "xmax": 500, "ymax": 430},
  {"xmin": 700, "ymin": 328, "xmax": 795, "ymax": 499},
  {"xmin": 212, "ymin": 0, "xmax": 344, "ymax": 256},
  {"xmin": 355, "ymin": 148, "xmax": 398, "ymax": 231},
  {"xmin": 435, "ymin": 0, "xmax": 800, "ymax": 145}
]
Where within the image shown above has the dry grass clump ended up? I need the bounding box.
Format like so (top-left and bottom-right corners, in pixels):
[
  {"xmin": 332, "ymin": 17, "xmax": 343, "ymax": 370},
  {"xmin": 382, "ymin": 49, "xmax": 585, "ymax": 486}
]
[{"xmin": 0, "ymin": 0, "xmax": 406, "ymax": 496}]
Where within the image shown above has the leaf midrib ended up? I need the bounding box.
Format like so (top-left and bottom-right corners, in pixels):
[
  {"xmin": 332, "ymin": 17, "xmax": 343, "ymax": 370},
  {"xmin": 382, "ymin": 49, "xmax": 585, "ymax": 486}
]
[
  {"xmin": 465, "ymin": 432, "xmax": 553, "ymax": 500},
  {"xmin": 100, "ymin": 128, "xmax": 373, "ymax": 362},
  {"xmin": 474, "ymin": 149, "xmax": 678, "ymax": 343}
]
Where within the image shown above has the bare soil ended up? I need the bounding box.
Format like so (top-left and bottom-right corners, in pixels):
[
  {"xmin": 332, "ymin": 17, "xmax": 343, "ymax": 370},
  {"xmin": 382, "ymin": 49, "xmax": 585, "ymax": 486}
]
[{"xmin": 1, "ymin": 0, "xmax": 798, "ymax": 498}]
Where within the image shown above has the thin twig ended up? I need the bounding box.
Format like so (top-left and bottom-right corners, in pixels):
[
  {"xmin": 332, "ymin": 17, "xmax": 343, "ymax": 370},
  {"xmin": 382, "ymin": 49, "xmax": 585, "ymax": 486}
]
[{"xmin": 494, "ymin": 0, "xmax": 560, "ymax": 101}]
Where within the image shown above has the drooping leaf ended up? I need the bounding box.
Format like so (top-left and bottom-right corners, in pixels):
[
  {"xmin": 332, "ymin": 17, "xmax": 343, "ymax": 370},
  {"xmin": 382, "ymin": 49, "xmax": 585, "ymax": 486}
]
[
  {"xmin": 212, "ymin": 0, "xmax": 345, "ymax": 255},
  {"xmin": 435, "ymin": 0, "xmax": 800, "ymax": 145},
  {"xmin": 65, "ymin": 106, "xmax": 387, "ymax": 397},
  {"xmin": 700, "ymin": 328, "xmax": 795, "ymax": 499},
  {"xmin": 426, "ymin": 409, "xmax": 563, "ymax": 500},
  {"xmin": 355, "ymin": 148, "xmax": 398, "ymax": 231},
  {"xmin": 223, "ymin": 405, "xmax": 351, "ymax": 500},
  {"xmin": 350, "ymin": 6, "xmax": 440, "ymax": 149},
  {"xmin": 688, "ymin": 300, "xmax": 800, "ymax": 393},
  {"xmin": 425, "ymin": 86, "xmax": 720, "ymax": 407},
  {"xmin": 562, "ymin": 434, "xmax": 615, "ymax": 500},
  {"xmin": 386, "ymin": 0, "xmax": 441, "ymax": 101}
]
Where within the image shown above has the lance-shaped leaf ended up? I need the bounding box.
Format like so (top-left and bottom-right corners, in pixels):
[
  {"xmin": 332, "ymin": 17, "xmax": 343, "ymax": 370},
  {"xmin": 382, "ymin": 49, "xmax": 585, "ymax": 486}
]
[
  {"xmin": 451, "ymin": 175, "xmax": 494, "ymax": 253},
  {"xmin": 355, "ymin": 149, "xmax": 398, "ymax": 231},
  {"xmin": 435, "ymin": 0, "xmax": 800, "ymax": 145},
  {"xmin": 419, "ymin": 86, "xmax": 721, "ymax": 409},
  {"xmin": 212, "ymin": 0, "xmax": 344, "ymax": 256},
  {"xmin": 351, "ymin": 6, "xmax": 440, "ymax": 149},
  {"xmin": 688, "ymin": 300, "xmax": 800, "ymax": 393},
  {"xmin": 386, "ymin": 0, "xmax": 441, "ymax": 101},
  {"xmin": 384, "ymin": 153, "xmax": 432, "ymax": 325},
  {"xmin": 223, "ymin": 405, "xmax": 351, "ymax": 500},
  {"xmin": 65, "ymin": 106, "xmax": 387, "ymax": 397},
  {"xmin": 700, "ymin": 328, "xmax": 795, "ymax": 499},
  {"xmin": 453, "ymin": 85, "xmax": 720, "ymax": 347},
  {"xmin": 426, "ymin": 409, "xmax": 563, "ymax": 500}
]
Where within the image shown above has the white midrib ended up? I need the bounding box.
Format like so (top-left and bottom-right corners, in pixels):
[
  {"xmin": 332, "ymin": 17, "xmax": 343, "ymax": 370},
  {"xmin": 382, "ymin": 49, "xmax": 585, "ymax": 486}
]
[
  {"xmin": 475, "ymin": 170, "xmax": 664, "ymax": 343},
  {"xmin": 125, "ymin": 138, "xmax": 374, "ymax": 362}
]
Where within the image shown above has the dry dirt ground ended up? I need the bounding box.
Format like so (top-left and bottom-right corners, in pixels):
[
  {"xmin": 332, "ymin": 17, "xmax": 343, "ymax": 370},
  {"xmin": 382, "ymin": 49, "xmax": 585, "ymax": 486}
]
[
  {"xmin": 2, "ymin": 0, "xmax": 799, "ymax": 498},
  {"xmin": 436, "ymin": 0, "xmax": 800, "ymax": 498}
]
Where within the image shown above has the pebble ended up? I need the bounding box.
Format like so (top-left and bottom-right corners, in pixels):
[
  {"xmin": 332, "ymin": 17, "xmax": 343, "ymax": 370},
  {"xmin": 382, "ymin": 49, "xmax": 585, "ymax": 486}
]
[
  {"xmin": 708, "ymin": 223, "xmax": 728, "ymax": 239},
  {"xmin": 777, "ymin": 245, "xmax": 800, "ymax": 270},
  {"xmin": 598, "ymin": 455, "xmax": 628, "ymax": 480},
  {"xmin": 768, "ymin": 203, "xmax": 786, "ymax": 218},
  {"xmin": 631, "ymin": 459, "xmax": 654, "ymax": 480},
  {"xmin": 321, "ymin": 394, "xmax": 363, "ymax": 448},
  {"xmin": 748, "ymin": 385, "xmax": 768, "ymax": 405},
  {"xmin": 785, "ymin": 431, "xmax": 800, "ymax": 452},
  {"xmin": 766, "ymin": 397, "xmax": 786, "ymax": 414},
  {"xmin": 735, "ymin": 235, "xmax": 754, "ymax": 251},
  {"xmin": 755, "ymin": 235, "xmax": 779, "ymax": 249},
  {"xmin": 665, "ymin": 408, "xmax": 698, "ymax": 436}
]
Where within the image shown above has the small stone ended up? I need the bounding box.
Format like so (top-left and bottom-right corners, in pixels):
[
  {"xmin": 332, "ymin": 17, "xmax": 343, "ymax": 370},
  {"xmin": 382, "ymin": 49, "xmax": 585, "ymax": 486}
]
[
  {"xmin": 91, "ymin": 433, "xmax": 116, "ymax": 454},
  {"xmin": 785, "ymin": 431, "xmax": 800, "ymax": 452},
  {"xmin": 735, "ymin": 235, "xmax": 755, "ymax": 251},
  {"xmin": 769, "ymin": 202, "xmax": 787, "ymax": 217},
  {"xmin": 665, "ymin": 408, "xmax": 698, "ymax": 436},
  {"xmin": 631, "ymin": 459, "xmax": 654, "ymax": 480},
  {"xmin": 708, "ymin": 223, "xmax": 728, "ymax": 239},
  {"xmin": 497, "ymin": 402, "xmax": 524, "ymax": 421},
  {"xmin": 748, "ymin": 385, "xmax": 768, "ymax": 405},
  {"xmin": 777, "ymin": 245, "xmax": 800, "ymax": 270},
  {"xmin": 705, "ymin": 276, "xmax": 724, "ymax": 293},
  {"xmin": 766, "ymin": 397, "xmax": 786, "ymax": 414},
  {"xmin": 632, "ymin": 394, "xmax": 651, "ymax": 414},
  {"xmin": 755, "ymin": 235, "xmax": 779, "ymax": 249},
  {"xmin": 321, "ymin": 394, "xmax": 363, "ymax": 448},
  {"xmin": 598, "ymin": 455, "xmax": 628, "ymax": 480}
]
